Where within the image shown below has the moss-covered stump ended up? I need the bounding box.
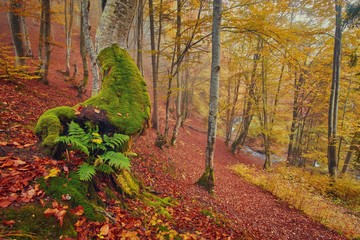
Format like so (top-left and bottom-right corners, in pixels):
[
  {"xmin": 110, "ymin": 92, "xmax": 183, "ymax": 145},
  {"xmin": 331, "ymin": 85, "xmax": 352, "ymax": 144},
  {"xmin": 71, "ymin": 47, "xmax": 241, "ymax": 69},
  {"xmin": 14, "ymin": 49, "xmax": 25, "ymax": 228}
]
[
  {"xmin": 35, "ymin": 44, "xmax": 150, "ymax": 155},
  {"xmin": 35, "ymin": 106, "xmax": 75, "ymax": 154}
]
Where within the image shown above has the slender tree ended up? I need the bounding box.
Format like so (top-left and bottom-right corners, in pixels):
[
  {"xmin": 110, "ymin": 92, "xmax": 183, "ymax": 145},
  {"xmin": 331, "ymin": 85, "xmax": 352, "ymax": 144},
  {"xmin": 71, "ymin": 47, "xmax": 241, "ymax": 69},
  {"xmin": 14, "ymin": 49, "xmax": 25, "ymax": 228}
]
[
  {"xmin": 65, "ymin": 0, "xmax": 75, "ymax": 76},
  {"xmin": 78, "ymin": 0, "xmax": 89, "ymax": 98},
  {"xmin": 328, "ymin": 1, "xmax": 342, "ymax": 178},
  {"xmin": 197, "ymin": 0, "xmax": 222, "ymax": 193},
  {"xmin": 39, "ymin": 0, "xmax": 51, "ymax": 85},
  {"xmin": 8, "ymin": 0, "xmax": 25, "ymax": 66}
]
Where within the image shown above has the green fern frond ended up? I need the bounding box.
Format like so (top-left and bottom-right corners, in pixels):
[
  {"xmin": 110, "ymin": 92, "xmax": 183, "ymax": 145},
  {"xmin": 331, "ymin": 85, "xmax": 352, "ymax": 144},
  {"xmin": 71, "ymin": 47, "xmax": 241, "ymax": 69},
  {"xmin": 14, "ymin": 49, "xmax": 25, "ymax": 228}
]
[
  {"xmin": 77, "ymin": 163, "xmax": 96, "ymax": 181},
  {"xmin": 100, "ymin": 151, "xmax": 130, "ymax": 170},
  {"xmin": 56, "ymin": 136, "xmax": 90, "ymax": 155},
  {"xmin": 104, "ymin": 134, "xmax": 129, "ymax": 149},
  {"xmin": 97, "ymin": 163, "xmax": 114, "ymax": 174}
]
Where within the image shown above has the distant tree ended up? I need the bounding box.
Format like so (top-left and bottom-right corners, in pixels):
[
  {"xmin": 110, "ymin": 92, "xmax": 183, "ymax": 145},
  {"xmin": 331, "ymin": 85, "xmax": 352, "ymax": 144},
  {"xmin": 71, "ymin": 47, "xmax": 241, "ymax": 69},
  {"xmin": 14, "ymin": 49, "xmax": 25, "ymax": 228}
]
[
  {"xmin": 39, "ymin": 0, "xmax": 51, "ymax": 85},
  {"xmin": 8, "ymin": 0, "xmax": 26, "ymax": 66},
  {"xmin": 65, "ymin": 0, "xmax": 74, "ymax": 76},
  {"xmin": 197, "ymin": 0, "xmax": 222, "ymax": 193},
  {"xmin": 328, "ymin": 1, "xmax": 342, "ymax": 178}
]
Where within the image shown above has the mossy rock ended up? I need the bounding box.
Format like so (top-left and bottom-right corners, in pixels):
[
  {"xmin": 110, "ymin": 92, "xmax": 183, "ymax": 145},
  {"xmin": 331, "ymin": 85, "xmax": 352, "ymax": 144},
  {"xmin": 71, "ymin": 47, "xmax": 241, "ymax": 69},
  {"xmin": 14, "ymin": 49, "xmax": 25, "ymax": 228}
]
[
  {"xmin": 35, "ymin": 44, "xmax": 150, "ymax": 154},
  {"xmin": 0, "ymin": 203, "xmax": 77, "ymax": 239},
  {"xmin": 38, "ymin": 171, "xmax": 105, "ymax": 222}
]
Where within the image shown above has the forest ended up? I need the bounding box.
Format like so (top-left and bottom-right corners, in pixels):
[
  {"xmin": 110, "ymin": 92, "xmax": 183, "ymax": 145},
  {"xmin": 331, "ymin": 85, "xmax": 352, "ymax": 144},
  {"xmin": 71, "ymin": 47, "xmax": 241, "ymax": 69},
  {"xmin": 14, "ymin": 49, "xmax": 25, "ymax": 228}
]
[{"xmin": 0, "ymin": 0, "xmax": 359, "ymax": 239}]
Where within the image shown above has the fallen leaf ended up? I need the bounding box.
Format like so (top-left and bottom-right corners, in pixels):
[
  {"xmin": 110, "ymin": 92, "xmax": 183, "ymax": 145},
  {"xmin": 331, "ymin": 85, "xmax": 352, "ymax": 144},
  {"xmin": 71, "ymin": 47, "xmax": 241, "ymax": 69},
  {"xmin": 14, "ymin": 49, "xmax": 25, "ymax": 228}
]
[
  {"xmin": 39, "ymin": 198, "xmax": 45, "ymax": 207},
  {"xmin": 2, "ymin": 220, "xmax": 15, "ymax": 226},
  {"xmin": 44, "ymin": 208, "xmax": 58, "ymax": 216},
  {"xmin": 56, "ymin": 209, "xmax": 67, "ymax": 227},
  {"xmin": 0, "ymin": 200, "xmax": 11, "ymax": 208},
  {"xmin": 44, "ymin": 168, "xmax": 61, "ymax": 180},
  {"xmin": 13, "ymin": 159, "xmax": 26, "ymax": 166},
  {"xmin": 94, "ymin": 109, "xmax": 100, "ymax": 113},
  {"xmin": 0, "ymin": 141, "xmax": 7, "ymax": 146},
  {"xmin": 71, "ymin": 206, "xmax": 84, "ymax": 216},
  {"xmin": 100, "ymin": 223, "xmax": 110, "ymax": 236}
]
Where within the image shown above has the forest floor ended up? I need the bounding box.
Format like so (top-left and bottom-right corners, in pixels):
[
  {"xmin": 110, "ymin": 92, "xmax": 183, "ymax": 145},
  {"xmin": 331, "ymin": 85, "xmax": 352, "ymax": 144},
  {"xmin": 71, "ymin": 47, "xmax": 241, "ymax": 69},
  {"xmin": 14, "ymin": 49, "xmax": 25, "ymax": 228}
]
[
  {"xmin": 0, "ymin": 10, "xmax": 349, "ymax": 239},
  {"xmin": 0, "ymin": 75, "xmax": 347, "ymax": 239}
]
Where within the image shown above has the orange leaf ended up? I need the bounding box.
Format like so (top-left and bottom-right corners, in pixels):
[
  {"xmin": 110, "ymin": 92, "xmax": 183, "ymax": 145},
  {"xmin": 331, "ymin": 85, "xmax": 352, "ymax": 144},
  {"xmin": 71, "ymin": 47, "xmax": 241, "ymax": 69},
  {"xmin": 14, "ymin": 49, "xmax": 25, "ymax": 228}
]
[
  {"xmin": 44, "ymin": 208, "xmax": 58, "ymax": 216},
  {"xmin": 55, "ymin": 209, "xmax": 67, "ymax": 227},
  {"xmin": 100, "ymin": 223, "xmax": 110, "ymax": 236},
  {"xmin": 0, "ymin": 200, "xmax": 11, "ymax": 208},
  {"xmin": 71, "ymin": 206, "xmax": 84, "ymax": 216},
  {"xmin": 2, "ymin": 220, "xmax": 15, "ymax": 226},
  {"xmin": 0, "ymin": 141, "xmax": 7, "ymax": 146}
]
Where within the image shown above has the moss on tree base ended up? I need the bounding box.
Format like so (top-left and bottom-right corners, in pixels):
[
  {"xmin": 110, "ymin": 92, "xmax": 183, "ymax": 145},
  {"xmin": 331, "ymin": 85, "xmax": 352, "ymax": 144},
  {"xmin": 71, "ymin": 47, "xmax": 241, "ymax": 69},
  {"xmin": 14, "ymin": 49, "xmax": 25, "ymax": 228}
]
[{"xmin": 197, "ymin": 166, "xmax": 215, "ymax": 194}]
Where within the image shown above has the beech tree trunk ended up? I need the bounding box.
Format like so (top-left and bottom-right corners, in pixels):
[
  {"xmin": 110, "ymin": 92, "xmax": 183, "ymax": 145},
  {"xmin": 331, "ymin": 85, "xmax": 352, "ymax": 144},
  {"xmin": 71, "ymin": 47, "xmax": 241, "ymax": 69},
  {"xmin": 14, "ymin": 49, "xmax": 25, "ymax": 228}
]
[
  {"xmin": 20, "ymin": 15, "xmax": 32, "ymax": 57},
  {"xmin": 8, "ymin": 0, "xmax": 25, "ymax": 66},
  {"xmin": 328, "ymin": 2, "xmax": 342, "ymax": 178},
  {"xmin": 170, "ymin": 0, "xmax": 183, "ymax": 146},
  {"xmin": 65, "ymin": 0, "xmax": 74, "ymax": 76},
  {"xmin": 81, "ymin": 0, "xmax": 100, "ymax": 95},
  {"xmin": 39, "ymin": 0, "xmax": 51, "ymax": 85},
  {"xmin": 149, "ymin": 0, "xmax": 159, "ymax": 132},
  {"xmin": 197, "ymin": 0, "xmax": 222, "ymax": 194},
  {"xmin": 136, "ymin": 0, "xmax": 143, "ymax": 74},
  {"xmin": 95, "ymin": 0, "xmax": 138, "ymax": 53},
  {"xmin": 78, "ymin": 0, "xmax": 89, "ymax": 98}
]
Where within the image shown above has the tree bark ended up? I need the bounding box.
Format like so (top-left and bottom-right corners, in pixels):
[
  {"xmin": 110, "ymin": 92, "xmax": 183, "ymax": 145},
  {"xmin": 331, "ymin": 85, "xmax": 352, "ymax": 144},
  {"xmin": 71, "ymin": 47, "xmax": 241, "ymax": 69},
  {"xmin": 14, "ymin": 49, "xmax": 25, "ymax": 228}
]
[
  {"xmin": 95, "ymin": 0, "xmax": 138, "ymax": 53},
  {"xmin": 78, "ymin": 0, "xmax": 89, "ymax": 98},
  {"xmin": 8, "ymin": 0, "xmax": 25, "ymax": 66},
  {"xmin": 170, "ymin": 0, "xmax": 183, "ymax": 146},
  {"xmin": 20, "ymin": 15, "xmax": 32, "ymax": 57},
  {"xmin": 136, "ymin": 0, "xmax": 144, "ymax": 74},
  {"xmin": 328, "ymin": 2, "xmax": 342, "ymax": 178},
  {"xmin": 82, "ymin": 0, "xmax": 100, "ymax": 96},
  {"xmin": 39, "ymin": 0, "xmax": 51, "ymax": 85},
  {"xmin": 65, "ymin": 0, "xmax": 74, "ymax": 76},
  {"xmin": 197, "ymin": 0, "xmax": 222, "ymax": 194},
  {"xmin": 149, "ymin": 0, "xmax": 159, "ymax": 132}
]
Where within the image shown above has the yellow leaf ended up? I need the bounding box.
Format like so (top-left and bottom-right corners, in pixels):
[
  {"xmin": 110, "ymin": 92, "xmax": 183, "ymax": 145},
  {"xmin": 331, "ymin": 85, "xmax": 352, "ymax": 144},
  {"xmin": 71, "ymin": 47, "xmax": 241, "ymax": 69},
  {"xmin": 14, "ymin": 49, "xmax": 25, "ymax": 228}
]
[{"xmin": 44, "ymin": 168, "xmax": 61, "ymax": 180}]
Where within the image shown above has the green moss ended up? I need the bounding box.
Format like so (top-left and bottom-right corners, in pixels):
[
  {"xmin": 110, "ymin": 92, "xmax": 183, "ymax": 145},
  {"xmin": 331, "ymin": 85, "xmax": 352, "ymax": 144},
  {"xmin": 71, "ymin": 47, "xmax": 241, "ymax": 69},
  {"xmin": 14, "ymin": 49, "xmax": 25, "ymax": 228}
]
[
  {"xmin": 116, "ymin": 170, "xmax": 140, "ymax": 196},
  {"xmin": 38, "ymin": 171, "xmax": 105, "ymax": 222},
  {"xmin": 196, "ymin": 166, "xmax": 215, "ymax": 194},
  {"xmin": 81, "ymin": 44, "xmax": 150, "ymax": 135},
  {"xmin": 35, "ymin": 106, "xmax": 75, "ymax": 153},
  {"xmin": 0, "ymin": 203, "xmax": 77, "ymax": 239}
]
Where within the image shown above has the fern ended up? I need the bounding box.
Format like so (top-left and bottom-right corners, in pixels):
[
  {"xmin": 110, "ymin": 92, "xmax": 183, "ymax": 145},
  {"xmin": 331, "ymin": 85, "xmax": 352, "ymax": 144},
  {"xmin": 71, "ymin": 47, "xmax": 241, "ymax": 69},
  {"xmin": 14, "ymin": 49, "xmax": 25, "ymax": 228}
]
[
  {"xmin": 56, "ymin": 136, "xmax": 90, "ymax": 155},
  {"xmin": 77, "ymin": 163, "xmax": 96, "ymax": 181},
  {"xmin": 104, "ymin": 133, "xmax": 129, "ymax": 150},
  {"xmin": 97, "ymin": 163, "xmax": 114, "ymax": 174},
  {"xmin": 100, "ymin": 151, "xmax": 130, "ymax": 170},
  {"xmin": 67, "ymin": 121, "xmax": 90, "ymax": 143}
]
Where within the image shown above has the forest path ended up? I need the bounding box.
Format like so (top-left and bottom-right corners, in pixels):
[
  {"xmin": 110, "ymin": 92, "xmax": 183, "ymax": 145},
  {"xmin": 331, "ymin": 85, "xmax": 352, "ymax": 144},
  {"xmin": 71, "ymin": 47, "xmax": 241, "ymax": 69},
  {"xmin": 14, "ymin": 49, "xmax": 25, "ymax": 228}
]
[{"xmin": 133, "ymin": 120, "xmax": 345, "ymax": 240}]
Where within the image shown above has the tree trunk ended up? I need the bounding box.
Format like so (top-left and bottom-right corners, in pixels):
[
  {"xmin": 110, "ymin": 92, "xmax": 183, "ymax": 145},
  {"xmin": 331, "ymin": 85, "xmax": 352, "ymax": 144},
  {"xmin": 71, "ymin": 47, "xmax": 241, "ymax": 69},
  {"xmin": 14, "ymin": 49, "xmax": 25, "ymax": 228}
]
[
  {"xmin": 341, "ymin": 127, "xmax": 359, "ymax": 174},
  {"xmin": 170, "ymin": 0, "xmax": 183, "ymax": 146},
  {"xmin": 39, "ymin": 0, "xmax": 51, "ymax": 85},
  {"xmin": 95, "ymin": 0, "xmax": 138, "ymax": 53},
  {"xmin": 328, "ymin": 2, "xmax": 342, "ymax": 178},
  {"xmin": 197, "ymin": 0, "xmax": 222, "ymax": 194},
  {"xmin": 149, "ymin": 0, "xmax": 159, "ymax": 132},
  {"xmin": 8, "ymin": 0, "xmax": 25, "ymax": 66},
  {"xmin": 20, "ymin": 15, "xmax": 32, "ymax": 57},
  {"xmin": 82, "ymin": 0, "xmax": 100, "ymax": 96},
  {"xmin": 136, "ymin": 0, "xmax": 143, "ymax": 74},
  {"xmin": 225, "ymin": 77, "xmax": 241, "ymax": 147},
  {"xmin": 65, "ymin": 0, "xmax": 74, "ymax": 76},
  {"xmin": 231, "ymin": 44, "xmax": 260, "ymax": 153},
  {"xmin": 78, "ymin": 0, "xmax": 89, "ymax": 98}
]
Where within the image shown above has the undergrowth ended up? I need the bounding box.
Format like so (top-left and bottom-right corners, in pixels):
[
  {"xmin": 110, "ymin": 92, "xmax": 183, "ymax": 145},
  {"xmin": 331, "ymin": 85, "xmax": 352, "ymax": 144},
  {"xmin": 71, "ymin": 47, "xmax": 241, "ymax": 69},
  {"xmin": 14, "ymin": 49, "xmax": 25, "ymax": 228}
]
[{"xmin": 231, "ymin": 164, "xmax": 360, "ymax": 239}]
